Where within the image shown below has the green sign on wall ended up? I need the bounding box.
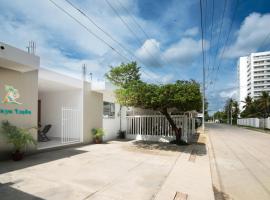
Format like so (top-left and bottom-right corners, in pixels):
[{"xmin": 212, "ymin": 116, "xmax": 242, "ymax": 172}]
[
  {"xmin": 0, "ymin": 108, "xmax": 32, "ymax": 115},
  {"xmin": 0, "ymin": 85, "xmax": 32, "ymax": 115}
]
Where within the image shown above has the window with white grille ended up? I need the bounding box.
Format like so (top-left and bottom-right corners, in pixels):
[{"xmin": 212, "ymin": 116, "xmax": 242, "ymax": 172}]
[{"xmin": 103, "ymin": 101, "xmax": 115, "ymax": 118}]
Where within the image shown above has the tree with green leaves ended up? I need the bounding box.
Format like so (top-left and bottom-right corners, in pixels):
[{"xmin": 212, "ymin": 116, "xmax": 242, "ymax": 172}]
[
  {"xmin": 258, "ymin": 91, "xmax": 270, "ymax": 118},
  {"xmin": 213, "ymin": 98, "xmax": 239, "ymax": 124},
  {"xmin": 106, "ymin": 62, "xmax": 202, "ymax": 144},
  {"xmin": 213, "ymin": 111, "xmax": 226, "ymax": 123}
]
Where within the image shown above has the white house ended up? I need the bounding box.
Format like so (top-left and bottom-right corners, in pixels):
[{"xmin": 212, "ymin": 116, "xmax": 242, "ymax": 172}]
[{"xmin": 0, "ymin": 42, "xmax": 125, "ymax": 159}]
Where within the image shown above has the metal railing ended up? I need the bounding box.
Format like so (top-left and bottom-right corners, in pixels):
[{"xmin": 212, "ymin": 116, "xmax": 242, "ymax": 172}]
[{"xmin": 126, "ymin": 115, "xmax": 196, "ymax": 142}]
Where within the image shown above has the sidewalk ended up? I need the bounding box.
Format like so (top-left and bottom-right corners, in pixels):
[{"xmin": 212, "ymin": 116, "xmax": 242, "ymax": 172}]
[
  {"xmin": 0, "ymin": 132, "xmax": 215, "ymax": 200},
  {"xmin": 155, "ymin": 132, "xmax": 215, "ymax": 200}
]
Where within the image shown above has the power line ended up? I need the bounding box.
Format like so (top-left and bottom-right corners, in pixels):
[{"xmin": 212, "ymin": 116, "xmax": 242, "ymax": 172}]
[
  {"xmin": 115, "ymin": 0, "xmax": 150, "ymax": 41},
  {"xmin": 211, "ymin": 0, "xmax": 227, "ymax": 74},
  {"xmin": 203, "ymin": 0, "xmax": 208, "ymax": 74},
  {"xmin": 205, "ymin": 0, "xmax": 215, "ymax": 82},
  {"xmin": 105, "ymin": 0, "xmax": 160, "ymax": 67},
  {"xmin": 207, "ymin": 0, "xmax": 228, "ymax": 89},
  {"xmin": 210, "ymin": 0, "xmax": 239, "ymax": 87},
  {"xmin": 63, "ymin": 0, "xmax": 161, "ymax": 83},
  {"xmin": 48, "ymin": 0, "xmax": 130, "ymax": 62},
  {"xmin": 113, "ymin": 0, "xmax": 183, "ymax": 79},
  {"xmin": 48, "ymin": 0, "xmax": 158, "ymax": 83}
]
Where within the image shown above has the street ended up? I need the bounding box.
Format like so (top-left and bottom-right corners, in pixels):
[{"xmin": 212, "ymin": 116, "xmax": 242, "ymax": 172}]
[{"xmin": 207, "ymin": 123, "xmax": 270, "ymax": 200}]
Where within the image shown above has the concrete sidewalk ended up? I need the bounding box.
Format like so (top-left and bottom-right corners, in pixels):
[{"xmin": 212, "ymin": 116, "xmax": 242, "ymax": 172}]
[
  {"xmin": 0, "ymin": 135, "xmax": 214, "ymax": 200},
  {"xmin": 155, "ymin": 133, "xmax": 215, "ymax": 200}
]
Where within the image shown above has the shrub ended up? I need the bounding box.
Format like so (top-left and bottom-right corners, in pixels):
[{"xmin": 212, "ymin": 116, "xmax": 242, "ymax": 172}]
[
  {"xmin": 91, "ymin": 128, "xmax": 105, "ymax": 139},
  {"xmin": 1, "ymin": 120, "xmax": 36, "ymax": 152}
]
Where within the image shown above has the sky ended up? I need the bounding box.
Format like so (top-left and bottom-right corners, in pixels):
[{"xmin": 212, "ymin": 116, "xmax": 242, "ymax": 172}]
[{"xmin": 1, "ymin": 0, "xmax": 270, "ymax": 114}]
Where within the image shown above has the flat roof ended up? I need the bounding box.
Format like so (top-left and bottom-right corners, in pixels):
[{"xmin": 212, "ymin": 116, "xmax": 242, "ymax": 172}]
[{"xmin": 0, "ymin": 42, "xmax": 40, "ymax": 72}]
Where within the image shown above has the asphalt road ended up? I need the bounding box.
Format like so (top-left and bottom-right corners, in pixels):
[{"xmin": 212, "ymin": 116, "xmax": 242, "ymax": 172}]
[{"xmin": 207, "ymin": 123, "xmax": 270, "ymax": 200}]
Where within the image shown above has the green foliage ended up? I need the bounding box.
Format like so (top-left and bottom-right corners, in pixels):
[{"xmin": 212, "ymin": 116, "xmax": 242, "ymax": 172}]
[
  {"xmin": 213, "ymin": 98, "xmax": 239, "ymax": 124},
  {"xmin": 106, "ymin": 62, "xmax": 202, "ymax": 144},
  {"xmin": 240, "ymin": 93, "xmax": 270, "ymax": 118},
  {"xmin": 213, "ymin": 111, "xmax": 227, "ymax": 122},
  {"xmin": 114, "ymin": 79, "xmax": 202, "ymax": 112},
  {"xmin": 105, "ymin": 62, "xmax": 141, "ymax": 88},
  {"xmin": 92, "ymin": 128, "xmax": 105, "ymax": 139},
  {"xmin": 1, "ymin": 121, "xmax": 36, "ymax": 152}
]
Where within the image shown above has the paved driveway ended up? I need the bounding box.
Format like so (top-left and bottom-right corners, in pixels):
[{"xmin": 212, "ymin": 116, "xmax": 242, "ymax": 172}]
[
  {"xmin": 0, "ymin": 139, "xmax": 213, "ymax": 200},
  {"xmin": 207, "ymin": 123, "xmax": 270, "ymax": 200}
]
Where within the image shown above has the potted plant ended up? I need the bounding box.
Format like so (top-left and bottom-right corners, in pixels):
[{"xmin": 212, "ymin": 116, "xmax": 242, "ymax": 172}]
[
  {"xmin": 1, "ymin": 121, "xmax": 36, "ymax": 161},
  {"xmin": 91, "ymin": 128, "xmax": 105, "ymax": 144},
  {"xmin": 117, "ymin": 130, "xmax": 126, "ymax": 139}
]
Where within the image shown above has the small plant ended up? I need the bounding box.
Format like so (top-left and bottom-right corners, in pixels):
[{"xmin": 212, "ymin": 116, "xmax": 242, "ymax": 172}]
[
  {"xmin": 117, "ymin": 130, "xmax": 126, "ymax": 139},
  {"xmin": 91, "ymin": 128, "xmax": 105, "ymax": 144},
  {"xmin": 1, "ymin": 121, "xmax": 36, "ymax": 161}
]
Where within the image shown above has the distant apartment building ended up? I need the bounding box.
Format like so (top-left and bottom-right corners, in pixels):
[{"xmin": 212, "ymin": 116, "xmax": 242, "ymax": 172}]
[{"xmin": 238, "ymin": 51, "xmax": 270, "ymax": 111}]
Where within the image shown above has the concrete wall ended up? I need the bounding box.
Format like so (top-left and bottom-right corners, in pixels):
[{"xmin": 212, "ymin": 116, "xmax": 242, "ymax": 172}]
[
  {"xmin": 83, "ymin": 82, "xmax": 103, "ymax": 143},
  {"xmin": 102, "ymin": 92, "xmax": 127, "ymax": 141},
  {"xmin": 0, "ymin": 67, "xmax": 38, "ymax": 158},
  {"xmin": 38, "ymin": 90, "xmax": 83, "ymax": 138},
  {"xmin": 103, "ymin": 104, "xmax": 127, "ymax": 141}
]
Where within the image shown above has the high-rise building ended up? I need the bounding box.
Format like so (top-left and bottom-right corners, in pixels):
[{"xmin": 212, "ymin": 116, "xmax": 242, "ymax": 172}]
[{"xmin": 238, "ymin": 51, "xmax": 270, "ymax": 111}]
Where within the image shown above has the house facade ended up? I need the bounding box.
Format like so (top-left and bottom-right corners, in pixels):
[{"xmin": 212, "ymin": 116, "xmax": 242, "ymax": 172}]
[{"xmin": 0, "ymin": 42, "xmax": 125, "ymax": 159}]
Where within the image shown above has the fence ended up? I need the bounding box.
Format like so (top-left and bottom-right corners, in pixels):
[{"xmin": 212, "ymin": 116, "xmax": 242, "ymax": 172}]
[
  {"xmin": 237, "ymin": 117, "xmax": 270, "ymax": 129},
  {"xmin": 61, "ymin": 107, "xmax": 81, "ymax": 144},
  {"xmin": 126, "ymin": 115, "xmax": 196, "ymax": 143}
]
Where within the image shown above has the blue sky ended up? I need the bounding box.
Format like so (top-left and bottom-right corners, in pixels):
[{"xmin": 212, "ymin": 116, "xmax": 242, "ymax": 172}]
[{"xmin": 1, "ymin": 0, "xmax": 270, "ymax": 114}]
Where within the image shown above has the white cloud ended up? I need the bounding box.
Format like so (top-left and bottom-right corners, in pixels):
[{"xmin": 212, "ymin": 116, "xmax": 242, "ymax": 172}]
[
  {"xmin": 183, "ymin": 27, "xmax": 199, "ymax": 36},
  {"xmin": 163, "ymin": 38, "xmax": 208, "ymax": 65},
  {"xmin": 219, "ymin": 89, "xmax": 237, "ymax": 99},
  {"xmin": 135, "ymin": 37, "xmax": 209, "ymax": 68},
  {"xmin": 224, "ymin": 13, "xmax": 270, "ymax": 58},
  {"xmin": 140, "ymin": 68, "xmax": 175, "ymax": 83},
  {"xmin": 135, "ymin": 39, "xmax": 162, "ymax": 67},
  {"xmin": 0, "ymin": 0, "xmax": 157, "ymax": 79},
  {"xmin": 0, "ymin": 0, "xmax": 203, "ymax": 82}
]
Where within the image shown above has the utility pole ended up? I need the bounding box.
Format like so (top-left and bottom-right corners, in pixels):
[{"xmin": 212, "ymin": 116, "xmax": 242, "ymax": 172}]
[
  {"xmin": 227, "ymin": 109, "xmax": 229, "ymax": 124},
  {"xmin": 230, "ymin": 107, "xmax": 233, "ymax": 125},
  {"xmin": 199, "ymin": 0, "xmax": 205, "ymax": 132},
  {"xmin": 202, "ymin": 64, "xmax": 205, "ymax": 131}
]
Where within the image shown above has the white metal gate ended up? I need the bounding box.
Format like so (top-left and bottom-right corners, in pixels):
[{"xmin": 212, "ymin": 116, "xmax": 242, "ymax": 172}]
[
  {"xmin": 61, "ymin": 107, "xmax": 81, "ymax": 144},
  {"xmin": 126, "ymin": 115, "xmax": 195, "ymax": 142}
]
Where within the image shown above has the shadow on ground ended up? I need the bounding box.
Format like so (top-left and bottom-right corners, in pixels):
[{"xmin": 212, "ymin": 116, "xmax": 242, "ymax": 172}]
[
  {"xmin": 129, "ymin": 133, "xmax": 207, "ymax": 156},
  {"xmin": 131, "ymin": 140, "xmax": 187, "ymax": 152},
  {"xmin": 0, "ymin": 182, "xmax": 44, "ymax": 200},
  {"xmin": 0, "ymin": 148, "xmax": 88, "ymax": 174}
]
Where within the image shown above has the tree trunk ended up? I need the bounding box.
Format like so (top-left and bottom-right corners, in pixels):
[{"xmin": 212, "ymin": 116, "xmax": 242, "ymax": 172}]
[{"xmin": 161, "ymin": 109, "xmax": 183, "ymax": 144}]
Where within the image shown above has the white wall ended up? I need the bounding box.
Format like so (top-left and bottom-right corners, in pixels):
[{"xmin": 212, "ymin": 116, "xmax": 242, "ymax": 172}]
[
  {"xmin": 83, "ymin": 82, "xmax": 103, "ymax": 143},
  {"xmin": 0, "ymin": 42, "xmax": 39, "ymax": 72},
  {"xmin": 102, "ymin": 92, "xmax": 127, "ymax": 141},
  {"xmin": 38, "ymin": 90, "xmax": 82, "ymax": 139}
]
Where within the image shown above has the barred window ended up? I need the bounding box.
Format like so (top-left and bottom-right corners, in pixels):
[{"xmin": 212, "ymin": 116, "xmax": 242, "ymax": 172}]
[{"xmin": 103, "ymin": 101, "xmax": 115, "ymax": 118}]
